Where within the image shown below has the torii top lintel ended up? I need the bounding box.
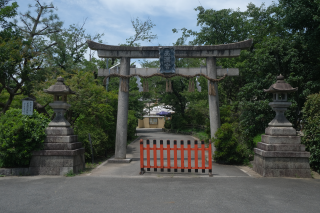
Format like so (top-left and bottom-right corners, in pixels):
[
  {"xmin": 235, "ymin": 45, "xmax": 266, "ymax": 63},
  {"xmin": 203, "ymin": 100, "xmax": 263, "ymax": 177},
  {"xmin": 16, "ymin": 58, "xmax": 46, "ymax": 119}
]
[{"xmin": 87, "ymin": 39, "xmax": 253, "ymax": 59}]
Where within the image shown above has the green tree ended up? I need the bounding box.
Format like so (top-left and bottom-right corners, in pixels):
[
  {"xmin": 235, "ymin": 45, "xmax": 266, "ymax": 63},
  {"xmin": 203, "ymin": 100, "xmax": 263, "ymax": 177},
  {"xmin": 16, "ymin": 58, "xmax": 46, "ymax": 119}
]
[
  {"xmin": 45, "ymin": 21, "xmax": 104, "ymax": 74},
  {"xmin": 0, "ymin": 0, "xmax": 62, "ymax": 114},
  {"xmin": 33, "ymin": 70, "xmax": 119, "ymax": 160},
  {"xmin": 173, "ymin": 1, "xmax": 320, "ymax": 137},
  {"xmin": 0, "ymin": 0, "xmax": 18, "ymax": 29},
  {"xmin": 124, "ymin": 17, "xmax": 157, "ymax": 47}
]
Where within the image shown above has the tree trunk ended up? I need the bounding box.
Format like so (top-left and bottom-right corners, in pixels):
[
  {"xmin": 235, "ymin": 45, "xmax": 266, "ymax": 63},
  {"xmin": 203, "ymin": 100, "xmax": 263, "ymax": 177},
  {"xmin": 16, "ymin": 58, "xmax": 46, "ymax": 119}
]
[{"xmin": 1, "ymin": 94, "xmax": 14, "ymax": 114}]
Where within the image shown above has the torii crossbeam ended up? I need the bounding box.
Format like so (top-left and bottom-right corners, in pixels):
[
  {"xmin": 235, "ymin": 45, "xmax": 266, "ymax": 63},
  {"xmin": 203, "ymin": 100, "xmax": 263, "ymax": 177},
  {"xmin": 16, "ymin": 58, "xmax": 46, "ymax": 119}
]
[{"xmin": 87, "ymin": 39, "xmax": 253, "ymax": 163}]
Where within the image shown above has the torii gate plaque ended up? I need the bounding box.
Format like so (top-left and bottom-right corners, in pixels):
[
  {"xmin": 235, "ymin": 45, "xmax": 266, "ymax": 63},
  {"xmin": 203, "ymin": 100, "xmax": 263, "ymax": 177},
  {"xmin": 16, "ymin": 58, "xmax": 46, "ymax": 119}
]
[{"xmin": 88, "ymin": 39, "xmax": 252, "ymax": 163}]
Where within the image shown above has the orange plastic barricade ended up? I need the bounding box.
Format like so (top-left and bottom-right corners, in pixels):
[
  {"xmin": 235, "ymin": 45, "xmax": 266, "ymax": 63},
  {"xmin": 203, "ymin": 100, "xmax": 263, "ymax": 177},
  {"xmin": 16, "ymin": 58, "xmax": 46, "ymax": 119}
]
[{"xmin": 139, "ymin": 139, "xmax": 213, "ymax": 177}]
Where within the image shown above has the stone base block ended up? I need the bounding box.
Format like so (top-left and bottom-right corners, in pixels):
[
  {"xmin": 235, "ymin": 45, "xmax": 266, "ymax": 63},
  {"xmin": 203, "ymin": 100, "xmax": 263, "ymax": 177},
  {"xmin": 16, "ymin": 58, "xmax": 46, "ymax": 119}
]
[
  {"xmin": 29, "ymin": 153, "xmax": 85, "ymax": 176},
  {"xmin": 43, "ymin": 142, "xmax": 83, "ymax": 150},
  {"xmin": 254, "ymin": 148, "xmax": 310, "ymax": 158},
  {"xmin": 32, "ymin": 148, "xmax": 85, "ymax": 156},
  {"xmin": 265, "ymin": 127, "xmax": 296, "ymax": 136},
  {"xmin": 45, "ymin": 127, "xmax": 74, "ymax": 136},
  {"xmin": 262, "ymin": 135, "xmax": 301, "ymax": 144},
  {"xmin": 45, "ymin": 135, "xmax": 78, "ymax": 143},
  {"xmin": 257, "ymin": 142, "xmax": 305, "ymax": 151},
  {"xmin": 253, "ymin": 154, "xmax": 312, "ymax": 178},
  {"xmin": 108, "ymin": 158, "xmax": 132, "ymax": 163}
]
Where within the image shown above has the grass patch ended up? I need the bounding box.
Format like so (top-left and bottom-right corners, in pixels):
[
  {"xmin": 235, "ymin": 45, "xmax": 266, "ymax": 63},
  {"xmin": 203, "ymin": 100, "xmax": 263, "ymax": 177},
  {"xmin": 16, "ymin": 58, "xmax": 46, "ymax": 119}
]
[
  {"xmin": 64, "ymin": 155, "xmax": 114, "ymax": 177},
  {"xmin": 83, "ymin": 156, "xmax": 111, "ymax": 173},
  {"xmin": 65, "ymin": 170, "xmax": 76, "ymax": 177},
  {"xmin": 192, "ymin": 130, "xmax": 208, "ymax": 141},
  {"xmin": 0, "ymin": 175, "xmax": 5, "ymax": 177},
  {"xmin": 173, "ymin": 127, "xmax": 209, "ymax": 141},
  {"xmin": 253, "ymin": 133, "xmax": 264, "ymax": 146}
]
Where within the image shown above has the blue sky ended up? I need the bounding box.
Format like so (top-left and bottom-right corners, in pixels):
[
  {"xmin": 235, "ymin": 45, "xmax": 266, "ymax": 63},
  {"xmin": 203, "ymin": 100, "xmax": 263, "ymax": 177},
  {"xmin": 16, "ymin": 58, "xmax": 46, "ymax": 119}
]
[{"xmin": 16, "ymin": 0, "xmax": 276, "ymax": 66}]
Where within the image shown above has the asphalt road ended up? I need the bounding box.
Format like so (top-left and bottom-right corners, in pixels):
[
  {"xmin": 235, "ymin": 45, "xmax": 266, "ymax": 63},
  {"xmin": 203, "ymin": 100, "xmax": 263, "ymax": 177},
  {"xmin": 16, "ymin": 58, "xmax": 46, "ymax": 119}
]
[
  {"xmin": 0, "ymin": 129, "xmax": 319, "ymax": 213},
  {"xmin": 1, "ymin": 175, "xmax": 320, "ymax": 213}
]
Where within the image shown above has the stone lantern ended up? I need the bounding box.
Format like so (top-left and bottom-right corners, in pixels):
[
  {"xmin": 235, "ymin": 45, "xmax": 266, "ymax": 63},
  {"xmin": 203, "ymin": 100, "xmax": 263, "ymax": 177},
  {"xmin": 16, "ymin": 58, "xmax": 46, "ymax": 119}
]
[
  {"xmin": 29, "ymin": 77, "xmax": 85, "ymax": 176},
  {"xmin": 44, "ymin": 76, "xmax": 75, "ymax": 127},
  {"xmin": 264, "ymin": 74, "xmax": 297, "ymax": 127},
  {"xmin": 253, "ymin": 74, "xmax": 311, "ymax": 178}
]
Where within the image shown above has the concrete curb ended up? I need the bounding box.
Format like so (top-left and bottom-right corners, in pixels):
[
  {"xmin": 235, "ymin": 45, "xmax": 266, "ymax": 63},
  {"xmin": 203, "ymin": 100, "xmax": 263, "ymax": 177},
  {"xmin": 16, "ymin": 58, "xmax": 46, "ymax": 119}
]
[
  {"xmin": 236, "ymin": 166, "xmax": 262, "ymax": 178},
  {"xmin": 312, "ymin": 171, "xmax": 320, "ymax": 179}
]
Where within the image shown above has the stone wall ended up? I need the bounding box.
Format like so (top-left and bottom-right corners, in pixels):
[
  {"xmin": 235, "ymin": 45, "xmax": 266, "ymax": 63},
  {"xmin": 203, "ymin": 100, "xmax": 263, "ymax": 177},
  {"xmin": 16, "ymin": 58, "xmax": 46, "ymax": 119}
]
[{"xmin": 0, "ymin": 168, "xmax": 29, "ymax": 176}]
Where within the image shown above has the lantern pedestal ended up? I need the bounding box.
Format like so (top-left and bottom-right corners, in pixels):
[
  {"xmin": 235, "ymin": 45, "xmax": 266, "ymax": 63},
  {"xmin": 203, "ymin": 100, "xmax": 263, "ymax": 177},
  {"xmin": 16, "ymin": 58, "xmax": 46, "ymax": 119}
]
[
  {"xmin": 253, "ymin": 126, "xmax": 311, "ymax": 178},
  {"xmin": 29, "ymin": 127, "xmax": 85, "ymax": 175}
]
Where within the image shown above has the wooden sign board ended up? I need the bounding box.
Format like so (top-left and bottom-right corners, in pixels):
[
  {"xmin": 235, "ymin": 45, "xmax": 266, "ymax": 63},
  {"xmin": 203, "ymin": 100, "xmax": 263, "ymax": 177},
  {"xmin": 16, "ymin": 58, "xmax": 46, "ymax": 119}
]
[{"xmin": 159, "ymin": 47, "xmax": 175, "ymax": 74}]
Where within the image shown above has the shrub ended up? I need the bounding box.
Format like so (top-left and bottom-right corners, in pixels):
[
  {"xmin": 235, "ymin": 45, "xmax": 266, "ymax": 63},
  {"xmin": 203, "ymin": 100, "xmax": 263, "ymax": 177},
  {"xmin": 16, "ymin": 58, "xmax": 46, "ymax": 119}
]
[
  {"xmin": 127, "ymin": 110, "xmax": 138, "ymax": 141},
  {"xmin": 74, "ymin": 116, "xmax": 109, "ymax": 161},
  {"xmin": 164, "ymin": 119, "xmax": 171, "ymax": 129},
  {"xmin": 239, "ymin": 100, "xmax": 274, "ymax": 149},
  {"xmin": 170, "ymin": 114, "xmax": 187, "ymax": 130},
  {"xmin": 302, "ymin": 93, "xmax": 320, "ymax": 173},
  {"xmin": 213, "ymin": 123, "xmax": 250, "ymax": 164},
  {"xmin": 253, "ymin": 133, "xmax": 264, "ymax": 146},
  {"xmin": 0, "ymin": 109, "xmax": 50, "ymax": 167}
]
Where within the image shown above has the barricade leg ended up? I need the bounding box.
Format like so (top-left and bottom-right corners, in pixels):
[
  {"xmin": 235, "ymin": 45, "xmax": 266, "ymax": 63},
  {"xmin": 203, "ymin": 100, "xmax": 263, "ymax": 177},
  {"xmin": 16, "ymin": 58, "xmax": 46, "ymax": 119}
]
[
  {"xmin": 201, "ymin": 141, "xmax": 205, "ymax": 173},
  {"xmin": 160, "ymin": 140, "xmax": 164, "ymax": 172},
  {"xmin": 181, "ymin": 140, "xmax": 184, "ymax": 172},
  {"xmin": 195, "ymin": 140, "xmax": 198, "ymax": 173},
  {"xmin": 209, "ymin": 139, "xmax": 213, "ymax": 177},
  {"xmin": 153, "ymin": 140, "xmax": 157, "ymax": 171},
  {"xmin": 167, "ymin": 140, "xmax": 171, "ymax": 172},
  {"xmin": 139, "ymin": 139, "xmax": 145, "ymax": 175},
  {"xmin": 174, "ymin": 140, "xmax": 177, "ymax": 172},
  {"xmin": 147, "ymin": 139, "xmax": 150, "ymax": 171},
  {"xmin": 188, "ymin": 140, "xmax": 191, "ymax": 172}
]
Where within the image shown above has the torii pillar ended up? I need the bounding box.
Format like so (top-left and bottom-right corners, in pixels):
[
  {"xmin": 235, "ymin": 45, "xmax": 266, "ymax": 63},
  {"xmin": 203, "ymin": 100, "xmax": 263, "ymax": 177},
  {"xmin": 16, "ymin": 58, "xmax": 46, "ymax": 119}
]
[
  {"xmin": 113, "ymin": 57, "xmax": 131, "ymax": 162},
  {"xmin": 207, "ymin": 57, "xmax": 220, "ymax": 152}
]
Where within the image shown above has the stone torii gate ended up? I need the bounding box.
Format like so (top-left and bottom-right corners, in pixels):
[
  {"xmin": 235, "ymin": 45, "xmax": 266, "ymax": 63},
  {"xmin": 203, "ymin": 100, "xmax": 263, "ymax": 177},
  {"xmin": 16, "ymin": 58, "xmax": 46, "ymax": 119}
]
[{"xmin": 87, "ymin": 39, "xmax": 252, "ymax": 162}]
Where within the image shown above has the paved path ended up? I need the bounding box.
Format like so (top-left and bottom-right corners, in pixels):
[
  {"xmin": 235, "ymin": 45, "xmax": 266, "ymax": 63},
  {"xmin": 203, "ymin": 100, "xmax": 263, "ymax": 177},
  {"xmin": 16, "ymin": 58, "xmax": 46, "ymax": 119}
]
[
  {"xmin": 0, "ymin": 128, "xmax": 319, "ymax": 213},
  {"xmin": 90, "ymin": 128, "xmax": 248, "ymax": 178}
]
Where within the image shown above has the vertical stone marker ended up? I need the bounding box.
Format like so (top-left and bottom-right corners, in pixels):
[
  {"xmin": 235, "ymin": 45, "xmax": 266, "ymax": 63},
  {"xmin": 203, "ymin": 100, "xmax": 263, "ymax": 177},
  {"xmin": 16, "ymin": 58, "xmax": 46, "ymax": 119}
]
[
  {"xmin": 21, "ymin": 97, "xmax": 35, "ymax": 115},
  {"xmin": 29, "ymin": 77, "xmax": 85, "ymax": 175},
  {"xmin": 253, "ymin": 75, "xmax": 311, "ymax": 178}
]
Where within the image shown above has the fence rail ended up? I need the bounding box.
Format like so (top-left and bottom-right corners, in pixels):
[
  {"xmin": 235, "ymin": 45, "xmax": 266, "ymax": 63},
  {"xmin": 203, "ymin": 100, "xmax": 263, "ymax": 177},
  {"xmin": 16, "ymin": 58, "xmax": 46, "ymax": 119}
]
[{"xmin": 140, "ymin": 139, "xmax": 213, "ymax": 177}]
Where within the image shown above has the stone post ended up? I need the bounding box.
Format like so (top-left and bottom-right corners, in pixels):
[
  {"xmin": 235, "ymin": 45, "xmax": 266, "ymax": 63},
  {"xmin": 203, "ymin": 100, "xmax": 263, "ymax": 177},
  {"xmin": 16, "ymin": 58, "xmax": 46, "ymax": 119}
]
[
  {"xmin": 207, "ymin": 57, "xmax": 220, "ymax": 152},
  {"xmin": 112, "ymin": 57, "xmax": 132, "ymax": 163}
]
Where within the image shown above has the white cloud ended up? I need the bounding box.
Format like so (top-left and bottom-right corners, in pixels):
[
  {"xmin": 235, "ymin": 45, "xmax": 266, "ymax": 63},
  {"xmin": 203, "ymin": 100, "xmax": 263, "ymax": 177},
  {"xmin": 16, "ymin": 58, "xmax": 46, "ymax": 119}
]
[
  {"xmin": 90, "ymin": 0, "xmax": 273, "ymax": 16},
  {"xmin": 17, "ymin": 0, "xmax": 276, "ymax": 62}
]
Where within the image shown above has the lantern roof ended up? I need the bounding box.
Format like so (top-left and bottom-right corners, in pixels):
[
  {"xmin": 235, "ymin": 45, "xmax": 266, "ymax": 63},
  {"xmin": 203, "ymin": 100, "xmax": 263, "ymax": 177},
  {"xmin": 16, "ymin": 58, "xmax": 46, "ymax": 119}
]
[
  {"xmin": 43, "ymin": 76, "xmax": 75, "ymax": 95},
  {"xmin": 264, "ymin": 74, "xmax": 298, "ymax": 93}
]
